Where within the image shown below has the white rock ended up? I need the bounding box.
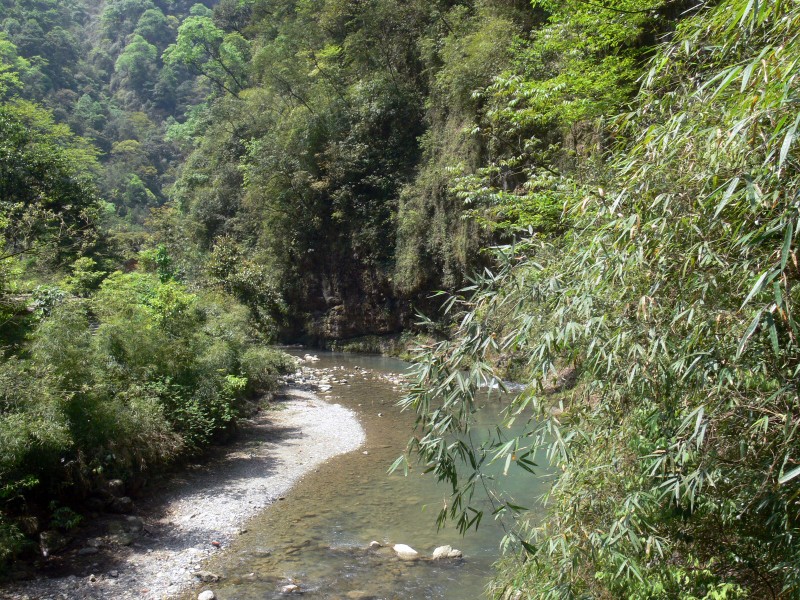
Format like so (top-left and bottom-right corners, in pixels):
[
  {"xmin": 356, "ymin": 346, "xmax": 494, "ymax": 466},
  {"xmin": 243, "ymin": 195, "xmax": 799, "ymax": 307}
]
[
  {"xmin": 282, "ymin": 584, "xmax": 301, "ymax": 593},
  {"xmin": 432, "ymin": 545, "xmax": 463, "ymax": 559},
  {"xmin": 198, "ymin": 591, "xmax": 216, "ymax": 600},
  {"xmin": 392, "ymin": 543, "xmax": 419, "ymax": 559},
  {"xmin": 369, "ymin": 540, "xmax": 381, "ymax": 549}
]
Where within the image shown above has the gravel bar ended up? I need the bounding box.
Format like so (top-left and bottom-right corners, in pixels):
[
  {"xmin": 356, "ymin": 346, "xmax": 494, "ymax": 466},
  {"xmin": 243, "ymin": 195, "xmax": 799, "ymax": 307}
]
[{"xmin": 1, "ymin": 387, "xmax": 365, "ymax": 600}]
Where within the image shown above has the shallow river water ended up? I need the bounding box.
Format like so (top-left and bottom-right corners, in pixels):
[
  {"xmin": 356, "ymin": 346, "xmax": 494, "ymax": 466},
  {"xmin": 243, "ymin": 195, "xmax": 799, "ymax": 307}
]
[{"xmin": 194, "ymin": 352, "xmax": 547, "ymax": 599}]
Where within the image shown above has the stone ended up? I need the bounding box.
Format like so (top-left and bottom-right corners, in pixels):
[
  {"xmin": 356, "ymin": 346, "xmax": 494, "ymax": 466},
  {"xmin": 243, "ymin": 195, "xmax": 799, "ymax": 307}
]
[
  {"xmin": 198, "ymin": 591, "xmax": 216, "ymax": 600},
  {"xmin": 125, "ymin": 516, "xmax": 144, "ymax": 532},
  {"xmin": 368, "ymin": 540, "xmax": 381, "ymax": 549},
  {"xmin": 282, "ymin": 583, "xmax": 300, "ymax": 593},
  {"xmin": 107, "ymin": 520, "xmax": 126, "ymax": 535},
  {"xmin": 109, "ymin": 496, "xmax": 135, "ymax": 514},
  {"xmin": 78, "ymin": 547, "xmax": 99, "ymax": 556},
  {"xmin": 432, "ymin": 545, "xmax": 463, "ymax": 560},
  {"xmin": 107, "ymin": 479, "xmax": 125, "ymax": 497},
  {"xmin": 195, "ymin": 571, "xmax": 222, "ymax": 583},
  {"xmin": 109, "ymin": 533, "xmax": 134, "ymax": 546},
  {"xmin": 392, "ymin": 543, "xmax": 419, "ymax": 559},
  {"xmin": 39, "ymin": 531, "xmax": 69, "ymax": 557}
]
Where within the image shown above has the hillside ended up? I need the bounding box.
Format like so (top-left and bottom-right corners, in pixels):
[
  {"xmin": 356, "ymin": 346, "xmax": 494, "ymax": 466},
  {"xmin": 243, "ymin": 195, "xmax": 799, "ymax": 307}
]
[{"xmin": 2, "ymin": 0, "xmax": 800, "ymax": 597}]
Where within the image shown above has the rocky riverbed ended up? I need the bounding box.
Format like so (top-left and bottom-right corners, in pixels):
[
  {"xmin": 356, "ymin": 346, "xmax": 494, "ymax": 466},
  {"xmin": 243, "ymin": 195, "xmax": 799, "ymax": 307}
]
[{"xmin": 1, "ymin": 379, "xmax": 365, "ymax": 600}]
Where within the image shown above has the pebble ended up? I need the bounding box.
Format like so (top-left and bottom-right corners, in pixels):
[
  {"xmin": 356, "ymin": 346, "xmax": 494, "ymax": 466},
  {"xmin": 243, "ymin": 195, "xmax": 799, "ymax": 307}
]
[
  {"xmin": 195, "ymin": 571, "xmax": 222, "ymax": 583},
  {"xmin": 198, "ymin": 591, "xmax": 216, "ymax": 600}
]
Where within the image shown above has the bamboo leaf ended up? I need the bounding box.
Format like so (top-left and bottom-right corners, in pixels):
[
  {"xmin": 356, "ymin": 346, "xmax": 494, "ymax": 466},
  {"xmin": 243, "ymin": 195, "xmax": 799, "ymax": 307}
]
[
  {"xmin": 714, "ymin": 177, "xmax": 740, "ymax": 217},
  {"xmin": 779, "ymin": 465, "xmax": 800, "ymax": 485},
  {"xmin": 782, "ymin": 220, "xmax": 794, "ymax": 271},
  {"xmin": 778, "ymin": 114, "xmax": 800, "ymax": 173},
  {"xmin": 742, "ymin": 269, "xmax": 776, "ymax": 308},
  {"xmin": 737, "ymin": 311, "xmax": 762, "ymax": 358}
]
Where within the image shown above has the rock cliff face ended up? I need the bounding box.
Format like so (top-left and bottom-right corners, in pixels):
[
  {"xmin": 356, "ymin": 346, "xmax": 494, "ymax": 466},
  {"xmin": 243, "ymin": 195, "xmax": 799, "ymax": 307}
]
[{"xmin": 288, "ymin": 264, "xmax": 407, "ymax": 343}]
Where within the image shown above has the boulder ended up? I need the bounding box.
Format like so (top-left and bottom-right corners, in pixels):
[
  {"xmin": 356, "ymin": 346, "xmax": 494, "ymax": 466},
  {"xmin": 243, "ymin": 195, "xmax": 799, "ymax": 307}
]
[
  {"xmin": 392, "ymin": 543, "xmax": 419, "ymax": 559},
  {"xmin": 39, "ymin": 531, "xmax": 69, "ymax": 557},
  {"xmin": 282, "ymin": 584, "xmax": 300, "ymax": 593},
  {"xmin": 368, "ymin": 540, "xmax": 381, "ymax": 549},
  {"xmin": 432, "ymin": 545, "xmax": 463, "ymax": 559},
  {"xmin": 198, "ymin": 591, "xmax": 216, "ymax": 600}
]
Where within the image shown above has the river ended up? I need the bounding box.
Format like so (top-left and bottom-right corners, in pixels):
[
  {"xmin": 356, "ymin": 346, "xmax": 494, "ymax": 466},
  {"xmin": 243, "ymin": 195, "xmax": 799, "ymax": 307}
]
[{"xmin": 190, "ymin": 351, "xmax": 548, "ymax": 599}]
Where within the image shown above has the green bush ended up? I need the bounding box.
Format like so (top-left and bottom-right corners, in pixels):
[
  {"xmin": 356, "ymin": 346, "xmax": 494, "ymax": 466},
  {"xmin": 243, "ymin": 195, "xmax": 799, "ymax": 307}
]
[
  {"xmin": 240, "ymin": 346, "xmax": 294, "ymax": 394},
  {"xmin": 401, "ymin": 0, "xmax": 800, "ymax": 596},
  {"xmin": 0, "ymin": 266, "xmax": 293, "ymax": 570}
]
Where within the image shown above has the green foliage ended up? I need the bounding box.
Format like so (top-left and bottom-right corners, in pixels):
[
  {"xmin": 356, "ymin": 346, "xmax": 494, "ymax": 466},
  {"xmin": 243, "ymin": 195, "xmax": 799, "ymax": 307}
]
[
  {"xmin": 0, "ymin": 263, "xmax": 293, "ymax": 567},
  {"xmin": 135, "ymin": 8, "xmax": 173, "ymax": 47},
  {"xmin": 239, "ymin": 346, "xmax": 295, "ymax": 394},
  {"xmin": 48, "ymin": 502, "xmax": 82, "ymax": 531},
  {"xmin": 163, "ymin": 15, "xmax": 250, "ymax": 95},
  {"xmin": 401, "ymin": 0, "xmax": 800, "ymax": 597},
  {"xmin": 207, "ymin": 237, "xmax": 284, "ymax": 331},
  {"xmin": 62, "ymin": 257, "xmax": 106, "ymax": 296},
  {"xmin": 0, "ymin": 99, "xmax": 101, "ymax": 263},
  {"xmin": 115, "ymin": 34, "xmax": 159, "ymax": 92},
  {"xmin": 139, "ymin": 244, "xmax": 175, "ymax": 282}
]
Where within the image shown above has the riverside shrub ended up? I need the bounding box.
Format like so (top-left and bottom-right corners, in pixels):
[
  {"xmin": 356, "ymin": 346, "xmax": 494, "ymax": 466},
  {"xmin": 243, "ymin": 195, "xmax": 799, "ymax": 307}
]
[
  {"xmin": 0, "ymin": 272, "xmax": 293, "ymax": 567},
  {"xmin": 399, "ymin": 0, "xmax": 800, "ymax": 597}
]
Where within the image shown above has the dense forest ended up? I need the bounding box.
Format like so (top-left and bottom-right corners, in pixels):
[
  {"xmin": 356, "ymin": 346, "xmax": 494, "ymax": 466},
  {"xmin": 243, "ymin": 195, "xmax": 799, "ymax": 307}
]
[{"xmin": 1, "ymin": 0, "xmax": 800, "ymax": 597}]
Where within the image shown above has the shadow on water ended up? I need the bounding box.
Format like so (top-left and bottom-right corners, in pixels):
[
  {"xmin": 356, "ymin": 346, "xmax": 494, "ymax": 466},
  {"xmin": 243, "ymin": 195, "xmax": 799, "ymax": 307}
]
[{"xmin": 192, "ymin": 351, "xmax": 549, "ymax": 600}]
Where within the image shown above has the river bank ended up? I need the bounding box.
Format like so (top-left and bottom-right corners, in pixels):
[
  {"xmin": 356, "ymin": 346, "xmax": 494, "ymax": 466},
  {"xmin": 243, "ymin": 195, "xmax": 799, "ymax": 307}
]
[{"xmin": 1, "ymin": 385, "xmax": 365, "ymax": 600}]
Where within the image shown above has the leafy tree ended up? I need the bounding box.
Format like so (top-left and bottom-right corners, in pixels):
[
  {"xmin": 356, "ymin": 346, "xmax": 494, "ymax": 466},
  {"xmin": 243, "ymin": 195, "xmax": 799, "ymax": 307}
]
[
  {"xmin": 102, "ymin": 0, "xmax": 157, "ymax": 37},
  {"xmin": 163, "ymin": 15, "xmax": 250, "ymax": 95},
  {"xmin": 0, "ymin": 100, "xmax": 101, "ymax": 263},
  {"xmin": 134, "ymin": 8, "xmax": 174, "ymax": 47},
  {"xmin": 115, "ymin": 34, "xmax": 159, "ymax": 93}
]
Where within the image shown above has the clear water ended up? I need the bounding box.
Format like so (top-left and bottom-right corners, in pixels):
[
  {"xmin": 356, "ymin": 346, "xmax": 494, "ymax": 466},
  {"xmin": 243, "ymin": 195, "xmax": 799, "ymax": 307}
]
[{"xmin": 193, "ymin": 352, "xmax": 549, "ymax": 599}]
